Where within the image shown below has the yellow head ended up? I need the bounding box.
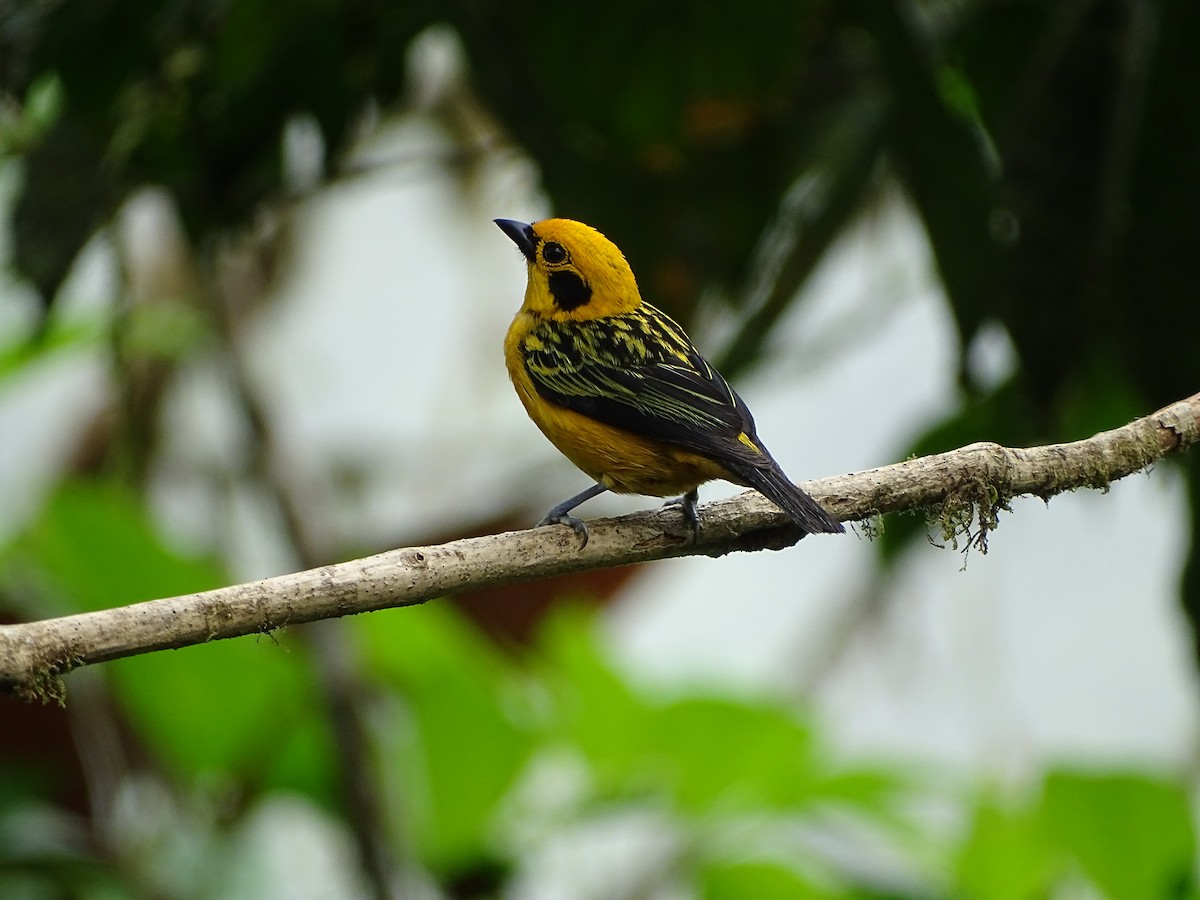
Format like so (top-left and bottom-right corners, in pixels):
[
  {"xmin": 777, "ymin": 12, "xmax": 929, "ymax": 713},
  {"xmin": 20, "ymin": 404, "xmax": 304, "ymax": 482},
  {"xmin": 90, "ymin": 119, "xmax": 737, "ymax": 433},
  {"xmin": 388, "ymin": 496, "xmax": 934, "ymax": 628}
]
[{"xmin": 495, "ymin": 218, "xmax": 643, "ymax": 320}]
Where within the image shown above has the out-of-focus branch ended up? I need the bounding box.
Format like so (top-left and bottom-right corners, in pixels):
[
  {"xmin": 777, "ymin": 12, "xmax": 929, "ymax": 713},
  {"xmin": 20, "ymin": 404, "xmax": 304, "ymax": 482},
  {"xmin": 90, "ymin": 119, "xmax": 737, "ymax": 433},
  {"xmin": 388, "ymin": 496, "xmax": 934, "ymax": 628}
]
[
  {"xmin": 2, "ymin": 392, "xmax": 1196, "ymax": 702},
  {"xmin": 715, "ymin": 98, "xmax": 887, "ymax": 380},
  {"xmin": 208, "ymin": 224, "xmax": 402, "ymax": 900}
]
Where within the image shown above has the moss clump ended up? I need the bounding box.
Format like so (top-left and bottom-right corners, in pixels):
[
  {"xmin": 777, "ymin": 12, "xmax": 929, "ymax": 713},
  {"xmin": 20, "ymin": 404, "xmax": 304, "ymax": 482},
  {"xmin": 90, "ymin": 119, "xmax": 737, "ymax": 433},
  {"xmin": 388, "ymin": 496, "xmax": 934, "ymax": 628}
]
[
  {"xmin": 929, "ymin": 477, "xmax": 1011, "ymax": 566},
  {"xmin": 855, "ymin": 512, "xmax": 885, "ymax": 541},
  {"xmin": 17, "ymin": 666, "xmax": 68, "ymax": 706}
]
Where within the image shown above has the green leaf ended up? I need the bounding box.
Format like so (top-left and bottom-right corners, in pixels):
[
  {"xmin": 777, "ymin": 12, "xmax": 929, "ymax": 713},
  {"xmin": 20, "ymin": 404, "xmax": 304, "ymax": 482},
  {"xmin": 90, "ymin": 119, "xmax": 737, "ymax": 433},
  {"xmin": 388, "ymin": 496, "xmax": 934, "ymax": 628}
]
[
  {"xmin": 536, "ymin": 605, "xmax": 653, "ymax": 793},
  {"xmin": 1040, "ymin": 769, "xmax": 1194, "ymax": 900},
  {"xmin": 809, "ymin": 766, "xmax": 914, "ymax": 813},
  {"xmin": 24, "ymin": 74, "xmax": 65, "ymax": 131},
  {"xmin": 256, "ymin": 705, "xmax": 341, "ymax": 807},
  {"xmin": 1, "ymin": 480, "xmax": 226, "ymax": 617},
  {"xmin": 700, "ymin": 859, "xmax": 843, "ymax": 900},
  {"xmin": 1, "ymin": 479, "xmax": 327, "ymax": 789},
  {"xmin": 0, "ymin": 318, "xmax": 107, "ymax": 382},
  {"xmin": 121, "ymin": 303, "xmax": 208, "ymax": 361},
  {"xmin": 0, "ymin": 72, "xmax": 64, "ymax": 153},
  {"xmin": 955, "ymin": 791, "xmax": 1052, "ymax": 900},
  {"xmin": 645, "ymin": 695, "xmax": 816, "ymax": 814},
  {"xmin": 538, "ymin": 609, "xmax": 913, "ymax": 824},
  {"xmin": 355, "ymin": 605, "xmax": 532, "ymax": 873},
  {"xmin": 109, "ymin": 634, "xmax": 328, "ymax": 791}
]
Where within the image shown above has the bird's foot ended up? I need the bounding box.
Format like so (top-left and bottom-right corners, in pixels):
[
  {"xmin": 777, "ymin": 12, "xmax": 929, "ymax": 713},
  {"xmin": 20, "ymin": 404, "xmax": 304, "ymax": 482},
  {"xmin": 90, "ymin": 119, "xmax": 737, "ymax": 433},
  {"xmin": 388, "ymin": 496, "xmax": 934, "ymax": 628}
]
[
  {"xmin": 537, "ymin": 511, "xmax": 590, "ymax": 549},
  {"xmin": 536, "ymin": 483, "xmax": 607, "ymax": 550},
  {"xmin": 663, "ymin": 488, "xmax": 701, "ymax": 541}
]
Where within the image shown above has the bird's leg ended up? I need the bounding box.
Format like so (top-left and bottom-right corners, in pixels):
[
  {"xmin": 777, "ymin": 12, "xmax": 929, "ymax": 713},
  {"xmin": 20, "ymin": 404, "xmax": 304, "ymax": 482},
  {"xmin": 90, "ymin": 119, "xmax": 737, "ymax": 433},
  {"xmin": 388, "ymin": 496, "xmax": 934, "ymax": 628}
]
[
  {"xmin": 663, "ymin": 488, "xmax": 701, "ymax": 540},
  {"xmin": 538, "ymin": 482, "xmax": 608, "ymax": 549}
]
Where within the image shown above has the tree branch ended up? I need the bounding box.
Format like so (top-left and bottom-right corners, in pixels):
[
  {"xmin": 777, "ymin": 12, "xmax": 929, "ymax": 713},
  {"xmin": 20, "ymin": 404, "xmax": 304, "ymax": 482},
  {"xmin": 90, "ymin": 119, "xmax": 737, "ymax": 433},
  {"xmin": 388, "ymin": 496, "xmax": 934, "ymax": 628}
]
[{"xmin": 3, "ymin": 393, "xmax": 1197, "ymax": 702}]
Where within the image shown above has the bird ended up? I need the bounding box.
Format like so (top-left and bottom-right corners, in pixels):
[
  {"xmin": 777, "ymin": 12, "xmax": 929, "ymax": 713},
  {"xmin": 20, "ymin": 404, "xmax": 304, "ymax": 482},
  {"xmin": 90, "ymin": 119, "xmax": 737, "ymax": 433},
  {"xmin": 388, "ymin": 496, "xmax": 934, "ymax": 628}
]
[{"xmin": 496, "ymin": 216, "xmax": 843, "ymax": 548}]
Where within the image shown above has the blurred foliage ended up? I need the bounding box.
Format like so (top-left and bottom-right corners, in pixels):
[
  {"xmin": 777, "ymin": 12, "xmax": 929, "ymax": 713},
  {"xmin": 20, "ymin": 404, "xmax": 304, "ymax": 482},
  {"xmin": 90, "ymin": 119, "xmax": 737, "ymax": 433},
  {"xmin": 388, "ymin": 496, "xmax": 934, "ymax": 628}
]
[
  {"xmin": 1, "ymin": 480, "xmax": 226, "ymax": 616},
  {"xmin": 9, "ymin": 0, "xmax": 1196, "ymax": 399},
  {"xmin": 2, "ymin": 0, "xmax": 1199, "ymax": 896},
  {"xmin": 1, "ymin": 459, "xmax": 1193, "ymax": 897},
  {"xmin": 3, "ymin": 518, "xmax": 1196, "ymax": 898}
]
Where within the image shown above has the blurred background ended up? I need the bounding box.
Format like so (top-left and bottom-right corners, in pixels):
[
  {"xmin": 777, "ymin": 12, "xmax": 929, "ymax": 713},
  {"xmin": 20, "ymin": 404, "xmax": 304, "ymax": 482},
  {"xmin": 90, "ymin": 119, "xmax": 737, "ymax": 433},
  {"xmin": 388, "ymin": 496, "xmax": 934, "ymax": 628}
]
[{"xmin": 2, "ymin": 1, "xmax": 1199, "ymax": 897}]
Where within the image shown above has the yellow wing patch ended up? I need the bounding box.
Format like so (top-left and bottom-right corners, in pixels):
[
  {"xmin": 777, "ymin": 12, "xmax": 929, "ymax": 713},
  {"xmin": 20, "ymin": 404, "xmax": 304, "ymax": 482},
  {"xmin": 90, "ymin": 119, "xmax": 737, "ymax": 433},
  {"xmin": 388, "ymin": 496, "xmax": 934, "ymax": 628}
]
[{"xmin": 738, "ymin": 432, "xmax": 763, "ymax": 454}]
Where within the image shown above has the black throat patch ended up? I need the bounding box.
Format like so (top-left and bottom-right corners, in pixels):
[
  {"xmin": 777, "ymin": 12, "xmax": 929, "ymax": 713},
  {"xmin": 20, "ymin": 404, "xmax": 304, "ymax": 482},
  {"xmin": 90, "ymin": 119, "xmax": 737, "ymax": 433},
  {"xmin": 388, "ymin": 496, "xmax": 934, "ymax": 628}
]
[{"xmin": 548, "ymin": 270, "xmax": 593, "ymax": 311}]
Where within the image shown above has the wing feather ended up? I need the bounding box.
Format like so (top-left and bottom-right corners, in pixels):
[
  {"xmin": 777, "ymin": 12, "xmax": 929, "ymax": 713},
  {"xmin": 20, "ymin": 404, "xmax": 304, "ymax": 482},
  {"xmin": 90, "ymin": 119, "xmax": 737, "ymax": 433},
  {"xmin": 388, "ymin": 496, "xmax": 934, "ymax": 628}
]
[{"xmin": 522, "ymin": 306, "xmax": 768, "ymax": 468}]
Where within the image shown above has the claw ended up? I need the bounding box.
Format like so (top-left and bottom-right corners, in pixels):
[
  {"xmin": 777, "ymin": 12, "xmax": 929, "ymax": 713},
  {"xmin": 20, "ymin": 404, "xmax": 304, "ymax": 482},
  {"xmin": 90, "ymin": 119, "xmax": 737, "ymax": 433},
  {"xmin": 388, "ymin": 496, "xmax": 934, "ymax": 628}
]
[
  {"xmin": 536, "ymin": 482, "xmax": 607, "ymax": 551},
  {"xmin": 663, "ymin": 488, "xmax": 701, "ymax": 541},
  {"xmin": 537, "ymin": 512, "xmax": 590, "ymax": 549}
]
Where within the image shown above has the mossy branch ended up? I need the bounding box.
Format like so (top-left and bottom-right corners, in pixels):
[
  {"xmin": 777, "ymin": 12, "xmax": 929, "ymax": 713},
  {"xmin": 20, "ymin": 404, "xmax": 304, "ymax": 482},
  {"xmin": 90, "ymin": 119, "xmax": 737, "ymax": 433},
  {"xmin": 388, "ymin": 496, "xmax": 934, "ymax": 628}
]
[{"xmin": 2, "ymin": 392, "xmax": 1197, "ymax": 703}]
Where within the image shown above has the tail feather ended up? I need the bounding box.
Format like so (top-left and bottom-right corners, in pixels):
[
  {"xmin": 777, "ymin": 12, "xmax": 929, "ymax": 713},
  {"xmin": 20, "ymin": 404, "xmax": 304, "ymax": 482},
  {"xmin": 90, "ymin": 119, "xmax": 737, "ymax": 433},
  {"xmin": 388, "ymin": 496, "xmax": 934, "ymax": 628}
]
[{"xmin": 726, "ymin": 459, "xmax": 844, "ymax": 535}]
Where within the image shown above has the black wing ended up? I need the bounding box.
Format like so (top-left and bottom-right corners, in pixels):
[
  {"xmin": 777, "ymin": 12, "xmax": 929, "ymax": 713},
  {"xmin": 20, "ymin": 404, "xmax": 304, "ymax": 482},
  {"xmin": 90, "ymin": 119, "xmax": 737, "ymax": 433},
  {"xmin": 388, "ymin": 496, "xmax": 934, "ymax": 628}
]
[
  {"xmin": 522, "ymin": 306, "xmax": 769, "ymax": 469},
  {"xmin": 524, "ymin": 305, "xmax": 845, "ymax": 534}
]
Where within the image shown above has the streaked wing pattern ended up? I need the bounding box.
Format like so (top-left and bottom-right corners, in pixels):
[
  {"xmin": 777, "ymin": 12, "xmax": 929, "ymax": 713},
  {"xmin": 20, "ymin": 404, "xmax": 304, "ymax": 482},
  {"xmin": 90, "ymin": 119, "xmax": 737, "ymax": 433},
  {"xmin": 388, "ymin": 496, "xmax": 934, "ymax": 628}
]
[{"xmin": 522, "ymin": 305, "xmax": 764, "ymax": 465}]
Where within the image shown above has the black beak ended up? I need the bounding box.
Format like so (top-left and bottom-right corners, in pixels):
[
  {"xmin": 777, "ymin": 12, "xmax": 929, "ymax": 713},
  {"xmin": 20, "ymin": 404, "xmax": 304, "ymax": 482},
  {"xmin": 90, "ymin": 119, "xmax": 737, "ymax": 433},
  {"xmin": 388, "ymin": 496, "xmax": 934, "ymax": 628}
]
[{"xmin": 494, "ymin": 218, "xmax": 537, "ymax": 262}]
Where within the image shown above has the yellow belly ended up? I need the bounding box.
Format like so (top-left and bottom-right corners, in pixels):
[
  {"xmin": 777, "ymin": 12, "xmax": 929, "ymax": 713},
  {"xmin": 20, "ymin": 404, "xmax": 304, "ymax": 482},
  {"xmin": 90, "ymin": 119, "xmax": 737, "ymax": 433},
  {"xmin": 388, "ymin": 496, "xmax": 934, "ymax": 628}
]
[{"xmin": 505, "ymin": 316, "xmax": 731, "ymax": 497}]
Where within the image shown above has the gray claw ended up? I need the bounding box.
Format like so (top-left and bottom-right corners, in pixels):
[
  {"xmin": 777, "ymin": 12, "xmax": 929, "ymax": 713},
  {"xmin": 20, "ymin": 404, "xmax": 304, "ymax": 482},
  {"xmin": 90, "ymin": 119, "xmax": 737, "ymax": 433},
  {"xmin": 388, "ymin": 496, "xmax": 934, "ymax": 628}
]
[
  {"xmin": 538, "ymin": 512, "xmax": 590, "ymax": 550},
  {"xmin": 663, "ymin": 489, "xmax": 701, "ymax": 541}
]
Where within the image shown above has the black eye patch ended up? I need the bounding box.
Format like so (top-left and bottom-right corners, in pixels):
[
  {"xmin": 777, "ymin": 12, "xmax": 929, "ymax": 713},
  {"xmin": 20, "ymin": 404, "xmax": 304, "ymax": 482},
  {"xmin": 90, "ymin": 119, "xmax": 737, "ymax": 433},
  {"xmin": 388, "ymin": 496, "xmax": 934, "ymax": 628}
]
[
  {"xmin": 542, "ymin": 241, "xmax": 567, "ymax": 264},
  {"xmin": 548, "ymin": 270, "xmax": 592, "ymax": 311}
]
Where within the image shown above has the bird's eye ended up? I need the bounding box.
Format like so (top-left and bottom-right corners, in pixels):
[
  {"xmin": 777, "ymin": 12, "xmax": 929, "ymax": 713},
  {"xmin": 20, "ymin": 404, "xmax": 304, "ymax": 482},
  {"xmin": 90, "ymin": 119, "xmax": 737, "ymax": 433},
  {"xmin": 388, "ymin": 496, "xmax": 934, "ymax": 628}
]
[{"xmin": 542, "ymin": 242, "xmax": 567, "ymax": 264}]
